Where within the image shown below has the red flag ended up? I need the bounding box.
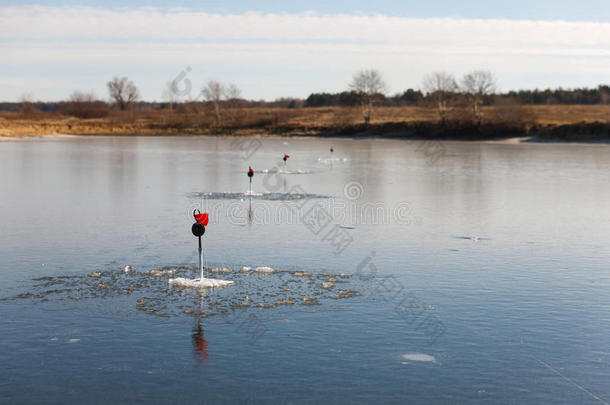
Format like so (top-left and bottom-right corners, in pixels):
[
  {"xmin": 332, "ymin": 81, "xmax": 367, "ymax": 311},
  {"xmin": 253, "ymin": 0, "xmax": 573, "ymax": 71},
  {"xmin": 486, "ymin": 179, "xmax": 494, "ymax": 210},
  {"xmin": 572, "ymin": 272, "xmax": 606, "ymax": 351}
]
[
  {"xmin": 195, "ymin": 213, "xmax": 209, "ymax": 226},
  {"xmin": 284, "ymin": 154, "xmax": 290, "ymax": 159}
]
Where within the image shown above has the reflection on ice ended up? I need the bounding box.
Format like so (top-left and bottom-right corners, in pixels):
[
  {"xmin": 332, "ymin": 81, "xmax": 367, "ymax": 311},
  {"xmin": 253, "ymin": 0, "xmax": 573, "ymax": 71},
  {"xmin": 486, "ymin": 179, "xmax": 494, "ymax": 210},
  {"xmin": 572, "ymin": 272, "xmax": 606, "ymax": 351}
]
[{"xmin": 454, "ymin": 235, "xmax": 491, "ymax": 242}]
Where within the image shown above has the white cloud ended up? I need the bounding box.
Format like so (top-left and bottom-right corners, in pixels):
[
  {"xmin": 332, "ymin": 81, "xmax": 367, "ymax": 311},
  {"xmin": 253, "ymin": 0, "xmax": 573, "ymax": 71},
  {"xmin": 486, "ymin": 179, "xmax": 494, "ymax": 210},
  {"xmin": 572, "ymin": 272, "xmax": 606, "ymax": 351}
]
[{"xmin": 2, "ymin": 6, "xmax": 610, "ymax": 48}]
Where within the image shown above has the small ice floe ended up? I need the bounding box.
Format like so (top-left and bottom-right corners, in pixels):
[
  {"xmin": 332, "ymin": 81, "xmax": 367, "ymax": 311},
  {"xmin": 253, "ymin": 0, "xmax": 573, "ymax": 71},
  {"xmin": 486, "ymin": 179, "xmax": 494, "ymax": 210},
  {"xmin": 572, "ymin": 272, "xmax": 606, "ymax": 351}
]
[
  {"xmin": 239, "ymin": 266, "xmax": 252, "ymax": 273},
  {"xmin": 67, "ymin": 338, "xmax": 80, "ymax": 344},
  {"xmin": 401, "ymin": 353, "xmax": 437, "ymax": 364},
  {"xmin": 255, "ymin": 266, "xmax": 275, "ymax": 274},
  {"xmin": 148, "ymin": 269, "xmax": 177, "ymax": 277},
  {"xmin": 321, "ymin": 282, "xmax": 335, "ymax": 289},
  {"xmin": 124, "ymin": 266, "xmax": 132, "ymax": 273},
  {"xmin": 169, "ymin": 278, "xmax": 234, "ymax": 289},
  {"xmin": 210, "ymin": 268, "xmax": 233, "ymax": 274},
  {"xmin": 50, "ymin": 337, "xmax": 58, "ymax": 341}
]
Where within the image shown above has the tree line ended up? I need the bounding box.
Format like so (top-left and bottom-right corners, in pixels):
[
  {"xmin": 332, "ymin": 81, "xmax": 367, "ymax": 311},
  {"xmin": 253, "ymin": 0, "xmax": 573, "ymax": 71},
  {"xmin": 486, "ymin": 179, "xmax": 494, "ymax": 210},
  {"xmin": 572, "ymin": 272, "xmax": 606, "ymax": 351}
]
[
  {"xmin": 306, "ymin": 85, "xmax": 610, "ymax": 107},
  {"xmin": 5, "ymin": 71, "xmax": 610, "ymax": 126}
]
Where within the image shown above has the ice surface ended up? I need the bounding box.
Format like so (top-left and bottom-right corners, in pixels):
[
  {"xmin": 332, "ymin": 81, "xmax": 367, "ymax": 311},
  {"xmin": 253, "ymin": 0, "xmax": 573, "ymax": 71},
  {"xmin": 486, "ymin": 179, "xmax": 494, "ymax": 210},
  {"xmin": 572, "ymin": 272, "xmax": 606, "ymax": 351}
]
[{"xmin": 169, "ymin": 277, "xmax": 234, "ymax": 289}]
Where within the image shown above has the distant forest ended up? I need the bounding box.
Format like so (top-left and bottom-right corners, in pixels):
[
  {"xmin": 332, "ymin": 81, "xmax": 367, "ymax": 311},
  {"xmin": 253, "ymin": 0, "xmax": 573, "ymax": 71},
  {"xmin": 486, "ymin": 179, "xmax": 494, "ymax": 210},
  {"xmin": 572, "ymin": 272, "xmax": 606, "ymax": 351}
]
[
  {"xmin": 2, "ymin": 85, "xmax": 610, "ymax": 113},
  {"xmin": 304, "ymin": 86, "xmax": 610, "ymax": 107}
]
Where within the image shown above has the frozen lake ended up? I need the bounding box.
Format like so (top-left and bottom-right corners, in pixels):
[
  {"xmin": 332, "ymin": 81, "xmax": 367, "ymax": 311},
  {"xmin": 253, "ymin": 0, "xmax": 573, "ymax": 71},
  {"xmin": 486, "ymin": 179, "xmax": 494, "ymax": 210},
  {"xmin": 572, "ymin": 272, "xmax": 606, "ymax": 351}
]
[{"xmin": 1, "ymin": 135, "xmax": 610, "ymax": 404}]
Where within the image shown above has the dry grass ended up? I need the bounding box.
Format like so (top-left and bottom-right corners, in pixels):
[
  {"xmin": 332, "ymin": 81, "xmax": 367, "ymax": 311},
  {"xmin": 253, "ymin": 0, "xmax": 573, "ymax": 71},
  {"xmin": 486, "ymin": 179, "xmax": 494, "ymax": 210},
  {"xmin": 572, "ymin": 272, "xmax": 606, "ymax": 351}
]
[{"xmin": 1, "ymin": 105, "xmax": 609, "ymax": 137}]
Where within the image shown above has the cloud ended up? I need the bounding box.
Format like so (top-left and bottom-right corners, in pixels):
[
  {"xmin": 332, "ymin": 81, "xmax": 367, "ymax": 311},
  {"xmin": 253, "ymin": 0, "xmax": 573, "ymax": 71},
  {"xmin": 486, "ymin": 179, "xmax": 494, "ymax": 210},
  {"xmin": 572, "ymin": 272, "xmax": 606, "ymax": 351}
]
[
  {"xmin": 1, "ymin": 6, "xmax": 610, "ymax": 49},
  {"xmin": 1, "ymin": 6, "xmax": 610, "ymax": 100}
]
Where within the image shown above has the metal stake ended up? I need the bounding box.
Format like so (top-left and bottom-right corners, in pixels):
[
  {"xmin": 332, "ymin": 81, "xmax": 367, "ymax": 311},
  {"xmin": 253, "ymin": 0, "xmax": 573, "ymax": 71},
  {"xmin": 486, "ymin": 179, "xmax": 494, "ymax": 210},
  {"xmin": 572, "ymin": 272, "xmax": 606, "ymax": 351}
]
[{"xmin": 198, "ymin": 236, "xmax": 204, "ymax": 280}]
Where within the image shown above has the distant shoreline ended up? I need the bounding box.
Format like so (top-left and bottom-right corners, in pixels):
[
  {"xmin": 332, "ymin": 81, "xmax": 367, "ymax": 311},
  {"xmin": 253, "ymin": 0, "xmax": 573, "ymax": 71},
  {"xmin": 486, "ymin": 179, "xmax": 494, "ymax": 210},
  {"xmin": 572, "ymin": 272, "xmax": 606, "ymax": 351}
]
[
  {"xmin": 2, "ymin": 105, "xmax": 610, "ymax": 143},
  {"xmin": 2, "ymin": 124, "xmax": 610, "ymax": 145}
]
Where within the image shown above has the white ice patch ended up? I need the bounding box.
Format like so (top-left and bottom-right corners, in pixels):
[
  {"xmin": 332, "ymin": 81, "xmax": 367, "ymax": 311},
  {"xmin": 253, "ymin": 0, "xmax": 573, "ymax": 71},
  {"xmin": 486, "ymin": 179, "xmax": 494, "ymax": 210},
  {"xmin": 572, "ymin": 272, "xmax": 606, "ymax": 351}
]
[
  {"xmin": 210, "ymin": 268, "xmax": 233, "ymax": 274},
  {"xmin": 402, "ymin": 353, "xmax": 437, "ymax": 363},
  {"xmin": 244, "ymin": 191, "xmax": 263, "ymax": 196},
  {"xmin": 318, "ymin": 157, "xmax": 348, "ymax": 163},
  {"xmin": 277, "ymin": 169, "xmax": 312, "ymax": 174},
  {"xmin": 169, "ymin": 277, "xmax": 234, "ymax": 289},
  {"xmin": 254, "ymin": 266, "xmax": 275, "ymax": 274},
  {"xmin": 68, "ymin": 338, "xmax": 80, "ymax": 343}
]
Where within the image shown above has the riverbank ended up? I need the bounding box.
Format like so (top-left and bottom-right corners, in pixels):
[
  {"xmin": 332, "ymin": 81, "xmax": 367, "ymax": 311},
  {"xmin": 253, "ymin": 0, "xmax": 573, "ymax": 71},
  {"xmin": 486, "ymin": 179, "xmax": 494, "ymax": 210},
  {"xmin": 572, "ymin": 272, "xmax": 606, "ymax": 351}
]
[{"xmin": 1, "ymin": 105, "xmax": 609, "ymax": 142}]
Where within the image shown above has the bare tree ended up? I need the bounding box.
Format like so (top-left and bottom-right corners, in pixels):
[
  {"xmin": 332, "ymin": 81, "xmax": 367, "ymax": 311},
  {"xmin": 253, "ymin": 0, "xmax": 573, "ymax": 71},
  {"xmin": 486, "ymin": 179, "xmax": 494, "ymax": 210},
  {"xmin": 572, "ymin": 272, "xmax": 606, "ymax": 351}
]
[
  {"xmin": 106, "ymin": 77, "xmax": 140, "ymax": 110},
  {"xmin": 201, "ymin": 80, "xmax": 225, "ymax": 125},
  {"xmin": 422, "ymin": 72, "xmax": 458, "ymax": 123},
  {"xmin": 348, "ymin": 69, "xmax": 388, "ymax": 124},
  {"xmin": 162, "ymin": 81, "xmax": 176, "ymax": 112},
  {"xmin": 224, "ymin": 83, "xmax": 243, "ymax": 125},
  {"xmin": 461, "ymin": 70, "xmax": 497, "ymax": 125}
]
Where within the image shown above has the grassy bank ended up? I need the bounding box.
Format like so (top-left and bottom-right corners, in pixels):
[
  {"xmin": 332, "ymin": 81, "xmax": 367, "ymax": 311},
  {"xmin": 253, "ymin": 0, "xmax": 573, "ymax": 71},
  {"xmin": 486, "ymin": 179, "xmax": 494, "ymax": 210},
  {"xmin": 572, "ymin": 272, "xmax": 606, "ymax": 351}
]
[{"xmin": 1, "ymin": 105, "xmax": 609, "ymax": 142}]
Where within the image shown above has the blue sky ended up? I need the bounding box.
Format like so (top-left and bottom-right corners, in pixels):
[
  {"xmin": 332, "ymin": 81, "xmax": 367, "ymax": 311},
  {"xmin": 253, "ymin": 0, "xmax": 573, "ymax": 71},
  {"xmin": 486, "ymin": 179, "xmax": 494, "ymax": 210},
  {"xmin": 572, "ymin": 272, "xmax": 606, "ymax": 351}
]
[
  {"xmin": 4, "ymin": 0, "xmax": 610, "ymax": 21},
  {"xmin": 2, "ymin": 1, "xmax": 610, "ymax": 101}
]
